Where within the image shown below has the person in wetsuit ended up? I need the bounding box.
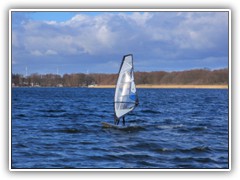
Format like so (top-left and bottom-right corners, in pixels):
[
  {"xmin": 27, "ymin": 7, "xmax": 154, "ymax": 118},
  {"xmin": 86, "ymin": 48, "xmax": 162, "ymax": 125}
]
[
  {"xmin": 122, "ymin": 116, "xmax": 125, "ymax": 126},
  {"xmin": 114, "ymin": 96, "xmax": 139, "ymax": 126},
  {"xmin": 114, "ymin": 116, "xmax": 125, "ymax": 126}
]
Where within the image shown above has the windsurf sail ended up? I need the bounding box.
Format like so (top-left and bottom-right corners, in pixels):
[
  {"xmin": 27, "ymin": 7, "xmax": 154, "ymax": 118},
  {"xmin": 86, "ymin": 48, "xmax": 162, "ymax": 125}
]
[{"xmin": 114, "ymin": 54, "xmax": 139, "ymax": 123}]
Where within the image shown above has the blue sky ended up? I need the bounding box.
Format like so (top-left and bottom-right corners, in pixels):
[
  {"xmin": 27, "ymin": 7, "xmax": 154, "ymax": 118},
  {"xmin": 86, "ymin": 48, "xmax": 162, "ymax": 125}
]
[{"xmin": 11, "ymin": 11, "xmax": 229, "ymax": 75}]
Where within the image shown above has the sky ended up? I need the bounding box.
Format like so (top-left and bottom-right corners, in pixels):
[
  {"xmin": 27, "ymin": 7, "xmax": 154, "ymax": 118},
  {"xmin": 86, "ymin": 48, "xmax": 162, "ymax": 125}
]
[{"xmin": 11, "ymin": 11, "xmax": 229, "ymax": 75}]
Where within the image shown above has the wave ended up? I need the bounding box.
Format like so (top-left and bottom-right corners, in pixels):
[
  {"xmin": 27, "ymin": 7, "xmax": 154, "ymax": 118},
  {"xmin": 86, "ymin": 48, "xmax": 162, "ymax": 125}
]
[
  {"xmin": 137, "ymin": 160, "xmax": 159, "ymax": 167},
  {"xmin": 42, "ymin": 128, "xmax": 84, "ymax": 134},
  {"xmin": 88, "ymin": 154, "xmax": 119, "ymax": 161},
  {"xmin": 153, "ymin": 146, "xmax": 212, "ymax": 154},
  {"xmin": 16, "ymin": 114, "xmax": 27, "ymax": 117},
  {"xmin": 154, "ymin": 147, "xmax": 176, "ymax": 153},
  {"xmin": 179, "ymin": 146, "xmax": 212, "ymax": 153},
  {"xmin": 40, "ymin": 109, "xmax": 66, "ymax": 113},
  {"xmin": 191, "ymin": 126, "xmax": 208, "ymax": 131},
  {"xmin": 14, "ymin": 143, "xmax": 28, "ymax": 148},
  {"xmin": 102, "ymin": 124, "xmax": 145, "ymax": 132},
  {"xmin": 117, "ymin": 153, "xmax": 152, "ymax": 160},
  {"xmin": 157, "ymin": 123, "xmax": 208, "ymax": 132},
  {"xmin": 42, "ymin": 112, "xmax": 82, "ymax": 119},
  {"xmin": 141, "ymin": 109, "xmax": 162, "ymax": 114},
  {"xmin": 174, "ymin": 156, "xmax": 216, "ymax": 163},
  {"xmin": 60, "ymin": 128, "xmax": 83, "ymax": 134},
  {"xmin": 130, "ymin": 142, "xmax": 160, "ymax": 151},
  {"xmin": 176, "ymin": 125, "xmax": 208, "ymax": 133},
  {"xmin": 157, "ymin": 124, "xmax": 184, "ymax": 129}
]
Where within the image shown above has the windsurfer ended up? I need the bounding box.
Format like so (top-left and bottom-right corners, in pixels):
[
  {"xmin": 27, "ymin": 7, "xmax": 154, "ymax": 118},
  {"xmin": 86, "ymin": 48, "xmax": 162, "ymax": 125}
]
[
  {"xmin": 122, "ymin": 116, "xmax": 125, "ymax": 126},
  {"xmin": 114, "ymin": 115, "xmax": 126, "ymax": 126}
]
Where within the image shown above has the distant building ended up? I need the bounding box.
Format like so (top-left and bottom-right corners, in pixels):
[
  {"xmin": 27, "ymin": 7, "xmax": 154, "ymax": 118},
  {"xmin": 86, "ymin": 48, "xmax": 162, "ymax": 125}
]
[
  {"xmin": 88, "ymin": 84, "xmax": 97, "ymax": 88},
  {"xmin": 57, "ymin": 84, "xmax": 63, "ymax": 87}
]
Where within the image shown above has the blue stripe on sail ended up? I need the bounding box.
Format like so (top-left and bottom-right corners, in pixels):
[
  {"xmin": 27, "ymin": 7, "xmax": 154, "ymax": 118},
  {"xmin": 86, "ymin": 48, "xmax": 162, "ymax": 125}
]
[{"xmin": 130, "ymin": 94, "xmax": 136, "ymax": 101}]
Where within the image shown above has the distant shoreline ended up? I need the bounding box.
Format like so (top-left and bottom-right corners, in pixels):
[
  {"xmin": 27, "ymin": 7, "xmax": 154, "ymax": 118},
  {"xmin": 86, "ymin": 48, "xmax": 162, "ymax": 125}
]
[
  {"xmin": 90, "ymin": 84, "xmax": 228, "ymax": 89},
  {"xmin": 12, "ymin": 84, "xmax": 228, "ymax": 89}
]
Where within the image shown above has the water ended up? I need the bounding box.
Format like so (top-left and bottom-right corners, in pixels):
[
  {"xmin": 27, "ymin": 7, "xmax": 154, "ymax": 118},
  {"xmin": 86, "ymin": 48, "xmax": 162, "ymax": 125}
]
[{"xmin": 11, "ymin": 88, "xmax": 229, "ymax": 169}]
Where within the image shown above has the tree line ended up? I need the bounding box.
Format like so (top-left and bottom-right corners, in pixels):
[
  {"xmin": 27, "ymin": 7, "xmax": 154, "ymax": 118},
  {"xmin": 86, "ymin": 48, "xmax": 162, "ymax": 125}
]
[{"xmin": 12, "ymin": 68, "xmax": 228, "ymax": 87}]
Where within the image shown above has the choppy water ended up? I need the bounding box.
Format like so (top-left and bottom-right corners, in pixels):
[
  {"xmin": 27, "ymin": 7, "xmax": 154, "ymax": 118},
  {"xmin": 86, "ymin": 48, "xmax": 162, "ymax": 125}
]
[{"xmin": 11, "ymin": 88, "xmax": 229, "ymax": 169}]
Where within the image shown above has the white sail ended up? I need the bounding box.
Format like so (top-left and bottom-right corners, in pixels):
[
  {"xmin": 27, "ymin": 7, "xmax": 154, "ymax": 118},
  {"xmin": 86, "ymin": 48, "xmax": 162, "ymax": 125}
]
[{"xmin": 114, "ymin": 54, "xmax": 138, "ymax": 119}]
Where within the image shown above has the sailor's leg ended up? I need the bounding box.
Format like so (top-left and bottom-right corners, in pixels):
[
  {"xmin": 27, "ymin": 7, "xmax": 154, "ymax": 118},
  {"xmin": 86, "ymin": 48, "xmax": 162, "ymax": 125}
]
[
  {"xmin": 114, "ymin": 116, "xmax": 119, "ymax": 125},
  {"xmin": 122, "ymin": 116, "xmax": 125, "ymax": 126}
]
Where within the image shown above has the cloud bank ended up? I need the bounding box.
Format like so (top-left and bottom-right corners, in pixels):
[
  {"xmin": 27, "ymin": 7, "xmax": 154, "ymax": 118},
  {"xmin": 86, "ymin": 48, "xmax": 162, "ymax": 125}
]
[{"xmin": 12, "ymin": 11, "xmax": 229, "ymax": 74}]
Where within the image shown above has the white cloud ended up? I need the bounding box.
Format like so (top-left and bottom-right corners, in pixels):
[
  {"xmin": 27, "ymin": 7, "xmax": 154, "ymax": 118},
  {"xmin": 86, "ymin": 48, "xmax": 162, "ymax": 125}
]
[
  {"xmin": 127, "ymin": 12, "xmax": 153, "ymax": 26},
  {"xmin": 44, "ymin": 20, "xmax": 57, "ymax": 25},
  {"xmin": 12, "ymin": 11, "xmax": 229, "ymax": 73},
  {"xmin": 174, "ymin": 12, "xmax": 228, "ymax": 50},
  {"xmin": 12, "ymin": 32, "xmax": 19, "ymax": 47},
  {"xmin": 31, "ymin": 50, "xmax": 43, "ymax": 56},
  {"xmin": 45, "ymin": 49, "xmax": 58, "ymax": 55},
  {"xmin": 12, "ymin": 59, "xmax": 17, "ymax": 64}
]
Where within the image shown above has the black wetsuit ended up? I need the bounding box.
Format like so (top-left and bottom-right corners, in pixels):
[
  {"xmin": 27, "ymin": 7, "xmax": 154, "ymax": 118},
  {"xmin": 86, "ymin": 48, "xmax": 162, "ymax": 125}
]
[
  {"xmin": 114, "ymin": 116, "xmax": 119, "ymax": 125},
  {"xmin": 122, "ymin": 116, "xmax": 125, "ymax": 126}
]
